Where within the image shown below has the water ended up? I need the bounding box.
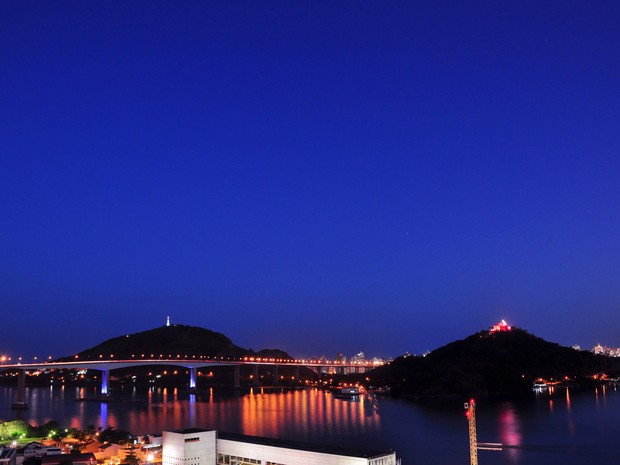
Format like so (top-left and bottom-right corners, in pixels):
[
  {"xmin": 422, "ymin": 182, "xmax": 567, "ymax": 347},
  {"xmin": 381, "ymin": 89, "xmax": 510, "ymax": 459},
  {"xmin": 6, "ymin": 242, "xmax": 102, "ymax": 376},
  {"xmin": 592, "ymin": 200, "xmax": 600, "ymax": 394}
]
[{"xmin": 1, "ymin": 384, "xmax": 619, "ymax": 464}]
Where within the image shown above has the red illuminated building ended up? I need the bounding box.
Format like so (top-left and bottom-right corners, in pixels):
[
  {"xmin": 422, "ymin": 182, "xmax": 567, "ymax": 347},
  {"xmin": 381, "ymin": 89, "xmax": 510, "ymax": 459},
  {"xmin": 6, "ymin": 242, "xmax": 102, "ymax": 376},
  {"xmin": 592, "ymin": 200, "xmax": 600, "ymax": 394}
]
[{"xmin": 490, "ymin": 320, "xmax": 512, "ymax": 333}]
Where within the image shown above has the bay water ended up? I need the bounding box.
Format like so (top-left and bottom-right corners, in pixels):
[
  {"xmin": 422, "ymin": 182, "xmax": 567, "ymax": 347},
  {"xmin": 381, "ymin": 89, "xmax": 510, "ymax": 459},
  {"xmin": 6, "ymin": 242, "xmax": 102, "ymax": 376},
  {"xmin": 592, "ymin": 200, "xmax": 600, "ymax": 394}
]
[{"xmin": 1, "ymin": 384, "xmax": 618, "ymax": 464}]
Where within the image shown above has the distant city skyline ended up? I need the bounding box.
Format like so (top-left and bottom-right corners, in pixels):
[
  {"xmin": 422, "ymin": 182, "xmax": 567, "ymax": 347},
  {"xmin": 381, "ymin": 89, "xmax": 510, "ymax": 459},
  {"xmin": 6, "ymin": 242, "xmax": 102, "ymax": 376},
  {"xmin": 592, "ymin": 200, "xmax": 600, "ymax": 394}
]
[{"xmin": 2, "ymin": 2, "xmax": 620, "ymax": 360}]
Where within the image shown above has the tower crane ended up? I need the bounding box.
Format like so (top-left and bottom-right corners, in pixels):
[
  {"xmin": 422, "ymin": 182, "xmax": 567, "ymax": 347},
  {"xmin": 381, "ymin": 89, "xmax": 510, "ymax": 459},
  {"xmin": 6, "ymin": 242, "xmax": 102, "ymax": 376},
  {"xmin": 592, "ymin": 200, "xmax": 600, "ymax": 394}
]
[{"xmin": 465, "ymin": 399, "xmax": 478, "ymax": 465}]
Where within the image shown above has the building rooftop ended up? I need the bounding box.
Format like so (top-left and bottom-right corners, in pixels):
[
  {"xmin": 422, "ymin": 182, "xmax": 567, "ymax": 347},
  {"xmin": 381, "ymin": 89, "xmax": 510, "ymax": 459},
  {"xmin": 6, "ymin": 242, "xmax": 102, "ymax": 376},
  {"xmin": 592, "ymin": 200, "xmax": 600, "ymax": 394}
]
[
  {"xmin": 217, "ymin": 432, "xmax": 393, "ymax": 459},
  {"xmin": 41, "ymin": 453, "xmax": 95, "ymax": 465},
  {"xmin": 170, "ymin": 428, "xmax": 208, "ymax": 435}
]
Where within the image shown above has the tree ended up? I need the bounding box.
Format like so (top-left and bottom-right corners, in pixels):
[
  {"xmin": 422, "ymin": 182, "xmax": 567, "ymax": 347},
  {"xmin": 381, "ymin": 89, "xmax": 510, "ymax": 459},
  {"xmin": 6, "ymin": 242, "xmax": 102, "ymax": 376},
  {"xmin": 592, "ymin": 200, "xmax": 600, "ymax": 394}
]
[
  {"xmin": 0, "ymin": 419, "xmax": 30, "ymax": 440},
  {"xmin": 123, "ymin": 446, "xmax": 141, "ymax": 465},
  {"xmin": 98, "ymin": 427, "xmax": 131, "ymax": 444}
]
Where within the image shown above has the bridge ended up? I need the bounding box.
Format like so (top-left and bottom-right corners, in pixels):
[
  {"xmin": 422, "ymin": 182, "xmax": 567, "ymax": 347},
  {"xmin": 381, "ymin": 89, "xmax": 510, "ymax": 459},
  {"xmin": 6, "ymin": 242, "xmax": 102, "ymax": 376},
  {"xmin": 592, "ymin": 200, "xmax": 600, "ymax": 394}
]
[{"xmin": 1, "ymin": 357, "xmax": 382, "ymax": 406}]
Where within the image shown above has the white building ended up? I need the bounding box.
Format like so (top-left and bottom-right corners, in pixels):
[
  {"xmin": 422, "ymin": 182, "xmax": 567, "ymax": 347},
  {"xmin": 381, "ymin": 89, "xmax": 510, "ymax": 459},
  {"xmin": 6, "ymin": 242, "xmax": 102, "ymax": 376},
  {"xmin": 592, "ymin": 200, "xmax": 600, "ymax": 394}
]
[
  {"xmin": 21, "ymin": 445, "xmax": 62, "ymax": 460},
  {"xmin": 163, "ymin": 430, "xmax": 217, "ymax": 465},
  {"xmin": 162, "ymin": 429, "xmax": 398, "ymax": 465}
]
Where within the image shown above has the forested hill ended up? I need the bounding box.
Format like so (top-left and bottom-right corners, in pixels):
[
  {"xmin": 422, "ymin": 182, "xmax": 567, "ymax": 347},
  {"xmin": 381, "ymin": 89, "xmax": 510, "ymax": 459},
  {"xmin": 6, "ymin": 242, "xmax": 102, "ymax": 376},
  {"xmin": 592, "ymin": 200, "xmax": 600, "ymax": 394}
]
[
  {"xmin": 369, "ymin": 328, "xmax": 619, "ymax": 397},
  {"xmin": 71, "ymin": 324, "xmax": 291, "ymax": 360}
]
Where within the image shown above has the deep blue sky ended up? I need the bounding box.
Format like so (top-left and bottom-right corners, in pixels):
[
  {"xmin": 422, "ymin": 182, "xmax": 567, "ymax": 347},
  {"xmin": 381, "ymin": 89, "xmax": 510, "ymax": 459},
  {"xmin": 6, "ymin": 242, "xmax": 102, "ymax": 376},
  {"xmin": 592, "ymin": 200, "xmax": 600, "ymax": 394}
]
[{"xmin": 2, "ymin": 1, "xmax": 620, "ymax": 361}]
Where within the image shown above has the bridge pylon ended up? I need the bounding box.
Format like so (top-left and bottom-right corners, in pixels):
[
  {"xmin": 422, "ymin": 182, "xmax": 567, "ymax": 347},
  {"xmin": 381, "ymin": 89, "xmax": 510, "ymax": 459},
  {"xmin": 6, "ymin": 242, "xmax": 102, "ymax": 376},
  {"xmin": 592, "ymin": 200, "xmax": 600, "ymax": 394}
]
[
  {"xmin": 11, "ymin": 369, "xmax": 28, "ymax": 410},
  {"xmin": 189, "ymin": 367, "xmax": 197, "ymax": 390},
  {"xmin": 101, "ymin": 369, "xmax": 110, "ymax": 396}
]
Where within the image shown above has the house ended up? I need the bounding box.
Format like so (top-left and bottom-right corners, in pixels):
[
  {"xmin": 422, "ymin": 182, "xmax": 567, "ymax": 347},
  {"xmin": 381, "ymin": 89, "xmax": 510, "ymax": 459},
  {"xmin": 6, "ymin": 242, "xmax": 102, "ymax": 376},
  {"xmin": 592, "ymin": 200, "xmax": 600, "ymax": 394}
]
[{"xmin": 95, "ymin": 444, "xmax": 125, "ymax": 463}]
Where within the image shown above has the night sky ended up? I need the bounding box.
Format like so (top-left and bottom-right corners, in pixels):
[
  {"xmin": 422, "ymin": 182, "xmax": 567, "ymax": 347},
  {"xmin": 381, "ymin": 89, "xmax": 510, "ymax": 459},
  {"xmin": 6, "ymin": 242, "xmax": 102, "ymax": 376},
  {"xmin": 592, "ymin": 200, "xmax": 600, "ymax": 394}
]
[{"xmin": 2, "ymin": 1, "xmax": 620, "ymax": 361}]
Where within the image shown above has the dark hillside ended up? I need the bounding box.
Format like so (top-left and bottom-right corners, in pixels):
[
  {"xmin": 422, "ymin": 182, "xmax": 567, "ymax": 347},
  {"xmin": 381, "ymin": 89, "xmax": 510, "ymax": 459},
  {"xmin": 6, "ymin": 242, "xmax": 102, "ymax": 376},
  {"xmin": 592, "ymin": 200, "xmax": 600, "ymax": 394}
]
[
  {"xmin": 74, "ymin": 324, "xmax": 241, "ymax": 360},
  {"xmin": 370, "ymin": 328, "xmax": 617, "ymax": 397}
]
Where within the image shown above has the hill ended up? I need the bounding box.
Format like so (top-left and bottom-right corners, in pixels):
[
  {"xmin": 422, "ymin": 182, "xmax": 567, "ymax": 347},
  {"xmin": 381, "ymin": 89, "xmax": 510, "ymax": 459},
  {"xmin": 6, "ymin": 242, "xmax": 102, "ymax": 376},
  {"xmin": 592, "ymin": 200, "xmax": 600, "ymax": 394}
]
[
  {"xmin": 72, "ymin": 324, "xmax": 292, "ymax": 361},
  {"xmin": 368, "ymin": 327, "xmax": 619, "ymax": 398}
]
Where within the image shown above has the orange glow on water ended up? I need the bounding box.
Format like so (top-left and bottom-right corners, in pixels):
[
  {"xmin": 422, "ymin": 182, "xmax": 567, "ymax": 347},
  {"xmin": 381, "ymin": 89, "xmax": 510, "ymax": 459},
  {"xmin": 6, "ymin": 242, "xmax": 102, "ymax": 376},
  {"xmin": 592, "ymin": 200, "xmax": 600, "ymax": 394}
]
[
  {"xmin": 17, "ymin": 386, "xmax": 383, "ymax": 445},
  {"xmin": 234, "ymin": 389, "xmax": 379, "ymax": 439}
]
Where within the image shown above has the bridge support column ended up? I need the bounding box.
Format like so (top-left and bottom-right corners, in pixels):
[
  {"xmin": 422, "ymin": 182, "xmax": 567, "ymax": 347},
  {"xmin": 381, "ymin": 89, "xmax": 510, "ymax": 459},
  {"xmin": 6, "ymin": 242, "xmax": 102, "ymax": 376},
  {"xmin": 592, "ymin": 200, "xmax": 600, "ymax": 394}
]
[
  {"xmin": 189, "ymin": 367, "xmax": 197, "ymax": 390},
  {"xmin": 101, "ymin": 369, "xmax": 109, "ymax": 396},
  {"xmin": 252, "ymin": 365, "xmax": 259, "ymax": 386},
  {"xmin": 274, "ymin": 365, "xmax": 279, "ymax": 386},
  {"xmin": 11, "ymin": 369, "xmax": 28, "ymax": 410},
  {"xmin": 295, "ymin": 366, "xmax": 300, "ymax": 384},
  {"xmin": 233, "ymin": 366, "xmax": 240, "ymax": 388}
]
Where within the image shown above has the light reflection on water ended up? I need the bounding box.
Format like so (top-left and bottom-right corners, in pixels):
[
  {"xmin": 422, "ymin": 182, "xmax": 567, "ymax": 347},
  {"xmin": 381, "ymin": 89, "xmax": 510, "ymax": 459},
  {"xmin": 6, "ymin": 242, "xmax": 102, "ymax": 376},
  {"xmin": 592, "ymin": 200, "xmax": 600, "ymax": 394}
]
[
  {"xmin": 23, "ymin": 387, "xmax": 380, "ymax": 440},
  {"xmin": 234, "ymin": 388, "xmax": 379, "ymax": 439},
  {"xmin": 497, "ymin": 402, "xmax": 521, "ymax": 463},
  {"xmin": 100, "ymin": 402, "xmax": 108, "ymax": 427},
  {"xmin": 2, "ymin": 385, "xmax": 620, "ymax": 465}
]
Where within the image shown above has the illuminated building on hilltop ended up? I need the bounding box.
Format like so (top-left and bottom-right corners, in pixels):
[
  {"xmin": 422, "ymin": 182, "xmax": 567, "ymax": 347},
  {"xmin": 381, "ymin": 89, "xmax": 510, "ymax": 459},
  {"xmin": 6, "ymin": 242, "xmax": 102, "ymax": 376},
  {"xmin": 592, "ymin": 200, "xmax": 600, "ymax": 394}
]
[{"xmin": 489, "ymin": 320, "xmax": 512, "ymax": 333}]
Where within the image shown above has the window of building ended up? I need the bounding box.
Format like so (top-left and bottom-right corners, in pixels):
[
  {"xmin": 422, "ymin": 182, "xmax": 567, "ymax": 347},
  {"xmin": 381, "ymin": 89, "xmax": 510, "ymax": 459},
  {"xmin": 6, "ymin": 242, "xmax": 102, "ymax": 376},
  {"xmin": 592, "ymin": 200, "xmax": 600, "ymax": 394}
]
[{"xmin": 216, "ymin": 454, "xmax": 261, "ymax": 465}]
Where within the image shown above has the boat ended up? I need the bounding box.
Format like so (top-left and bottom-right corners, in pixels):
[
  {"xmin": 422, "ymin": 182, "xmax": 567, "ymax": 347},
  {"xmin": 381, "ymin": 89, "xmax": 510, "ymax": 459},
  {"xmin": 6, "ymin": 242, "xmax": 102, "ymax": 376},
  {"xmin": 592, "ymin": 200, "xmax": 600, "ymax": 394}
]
[{"xmin": 334, "ymin": 386, "xmax": 361, "ymax": 399}]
